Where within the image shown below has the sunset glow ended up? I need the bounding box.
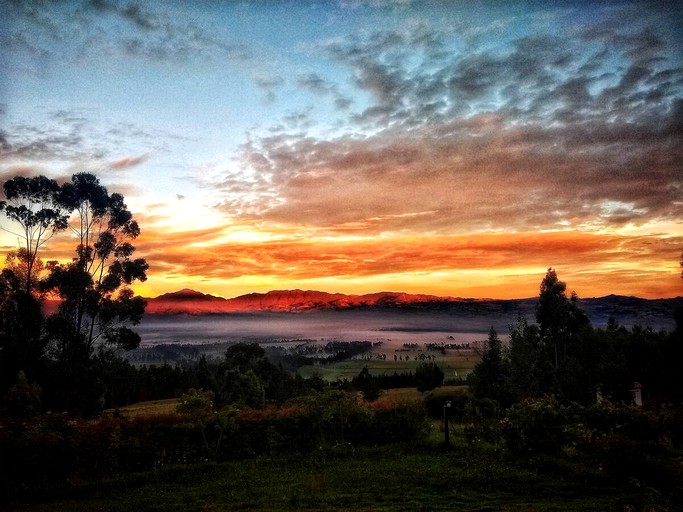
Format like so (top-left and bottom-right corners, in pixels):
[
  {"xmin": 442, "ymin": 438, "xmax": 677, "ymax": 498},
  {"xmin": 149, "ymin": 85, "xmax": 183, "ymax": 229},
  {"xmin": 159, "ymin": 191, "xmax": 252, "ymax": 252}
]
[{"xmin": 1, "ymin": 1, "xmax": 681, "ymax": 299}]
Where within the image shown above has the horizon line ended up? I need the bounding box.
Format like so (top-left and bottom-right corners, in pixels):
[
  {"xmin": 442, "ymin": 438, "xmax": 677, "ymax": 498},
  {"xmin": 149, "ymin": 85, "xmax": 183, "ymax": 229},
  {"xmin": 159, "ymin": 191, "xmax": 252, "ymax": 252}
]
[{"xmin": 147, "ymin": 287, "xmax": 683, "ymax": 302}]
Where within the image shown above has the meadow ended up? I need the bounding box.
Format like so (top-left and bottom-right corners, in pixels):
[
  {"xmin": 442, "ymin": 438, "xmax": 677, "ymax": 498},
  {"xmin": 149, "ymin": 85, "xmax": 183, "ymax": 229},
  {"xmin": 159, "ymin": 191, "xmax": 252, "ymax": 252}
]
[{"xmin": 296, "ymin": 351, "xmax": 478, "ymax": 382}]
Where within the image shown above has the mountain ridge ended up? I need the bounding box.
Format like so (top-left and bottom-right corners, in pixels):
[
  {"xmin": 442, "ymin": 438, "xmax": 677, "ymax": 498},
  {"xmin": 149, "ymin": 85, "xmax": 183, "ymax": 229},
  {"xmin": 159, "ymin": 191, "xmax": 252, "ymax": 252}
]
[
  {"xmin": 144, "ymin": 289, "xmax": 683, "ymax": 325},
  {"xmin": 145, "ymin": 288, "xmax": 472, "ymax": 314}
]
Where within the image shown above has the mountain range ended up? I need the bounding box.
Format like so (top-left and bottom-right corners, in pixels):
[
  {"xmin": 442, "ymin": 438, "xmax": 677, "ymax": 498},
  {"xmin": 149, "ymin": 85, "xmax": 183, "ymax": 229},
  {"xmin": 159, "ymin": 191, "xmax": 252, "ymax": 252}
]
[
  {"xmin": 145, "ymin": 288, "xmax": 470, "ymax": 314},
  {"xmin": 144, "ymin": 288, "xmax": 683, "ymax": 330}
]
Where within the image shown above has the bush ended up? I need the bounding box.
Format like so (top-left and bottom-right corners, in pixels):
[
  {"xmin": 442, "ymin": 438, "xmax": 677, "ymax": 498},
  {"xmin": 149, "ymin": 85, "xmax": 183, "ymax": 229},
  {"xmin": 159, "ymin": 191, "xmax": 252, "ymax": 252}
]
[
  {"xmin": 577, "ymin": 402, "xmax": 670, "ymax": 483},
  {"xmin": 415, "ymin": 362, "xmax": 444, "ymax": 392},
  {"xmin": 463, "ymin": 398, "xmax": 504, "ymax": 445},
  {"xmin": 503, "ymin": 396, "xmax": 578, "ymax": 456},
  {"xmin": 423, "ymin": 386, "xmax": 472, "ymax": 420}
]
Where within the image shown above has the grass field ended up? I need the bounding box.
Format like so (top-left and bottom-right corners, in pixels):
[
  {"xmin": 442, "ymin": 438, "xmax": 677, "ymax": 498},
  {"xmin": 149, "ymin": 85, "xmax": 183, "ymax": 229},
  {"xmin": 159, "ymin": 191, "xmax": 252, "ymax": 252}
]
[
  {"xmin": 297, "ymin": 351, "xmax": 479, "ymax": 382},
  {"xmin": 6, "ymin": 427, "xmax": 637, "ymax": 512},
  {"xmin": 103, "ymin": 398, "xmax": 180, "ymax": 418}
]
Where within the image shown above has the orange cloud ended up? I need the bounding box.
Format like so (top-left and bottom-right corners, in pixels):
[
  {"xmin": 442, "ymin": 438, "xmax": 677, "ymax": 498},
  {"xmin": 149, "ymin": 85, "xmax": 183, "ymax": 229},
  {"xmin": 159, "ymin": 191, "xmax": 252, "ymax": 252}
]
[
  {"xmin": 110, "ymin": 153, "xmax": 150, "ymax": 169},
  {"xmin": 130, "ymin": 227, "xmax": 683, "ymax": 299}
]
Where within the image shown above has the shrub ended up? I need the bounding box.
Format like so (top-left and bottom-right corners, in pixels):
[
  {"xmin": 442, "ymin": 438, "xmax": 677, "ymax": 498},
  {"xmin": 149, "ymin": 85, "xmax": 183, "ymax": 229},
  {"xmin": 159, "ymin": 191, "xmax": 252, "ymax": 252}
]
[
  {"xmin": 463, "ymin": 398, "xmax": 504, "ymax": 445},
  {"xmin": 503, "ymin": 396, "xmax": 578, "ymax": 456},
  {"xmin": 423, "ymin": 386, "xmax": 472, "ymax": 420}
]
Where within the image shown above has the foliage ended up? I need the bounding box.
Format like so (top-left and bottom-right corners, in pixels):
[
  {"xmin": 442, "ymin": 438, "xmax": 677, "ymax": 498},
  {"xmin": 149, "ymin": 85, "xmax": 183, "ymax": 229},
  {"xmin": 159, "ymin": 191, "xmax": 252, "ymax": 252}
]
[
  {"xmin": 414, "ymin": 361, "xmax": 444, "ymax": 392},
  {"xmin": 3, "ymin": 412, "xmax": 675, "ymax": 512},
  {"xmin": 508, "ymin": 315, "xmax": 558, "ymax": 400},
  {"xmin": 176, "ymin": 388, "xmax": 215, "ymax": 418},
  {"xmin": 177, "ymin": 388, "xmax": 216, "ymax": 452},
  {"xmin": 2, "ymin": 371, "xmax": 42, "ymax": 418},
  {"xmin": 351, "ymin": 366, "xmax": 383, "ymax": 401},
  {"xmin": 504, "ymin": 396, "xmax": 578, "ymax": 456},
  {"xmin": 502, "ymin": 396, "xmax": 680, "ymax": 493},
  {"xmin": 0, "ymin": 172, "xmax": 149, "ymax": 415},
  {"xmin": 299, "ymin": 389, "xmax": 373, "ymax": 445},
  {"xmin": 0, "ymin": 395, "xmax": 429, "ymax": 493},
  {"xmin": 468, "ymin": 327, "xmax": 512, "ymax": 407},
  {"xmin": 0, "ymin": 267, "xmax": 45, "ymax": 395},
  {"xmin": 422, "ymin": 386, "xmax": 472, "ymax": 421},
  {"xmin": 220, "ymin": 369, "xmax": 265, "ymax": 408},
  {"xmin": 0, "ymin": 175, "xmax": 68, "ymax": 293},
  {"xmin": 43, "ymin": 173, "xmax": 148, "ymax": 362},
  {"xmin": 463, "ymin": 398, "xmax": 505, "ymax": 445}
]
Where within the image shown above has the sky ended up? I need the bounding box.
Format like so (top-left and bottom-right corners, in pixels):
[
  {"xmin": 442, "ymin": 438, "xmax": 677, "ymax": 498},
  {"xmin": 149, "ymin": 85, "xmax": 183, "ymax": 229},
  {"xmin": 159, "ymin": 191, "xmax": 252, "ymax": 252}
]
[{"xmin": 1, "ymin": 0, "xmax": 682, "ymax": 300}]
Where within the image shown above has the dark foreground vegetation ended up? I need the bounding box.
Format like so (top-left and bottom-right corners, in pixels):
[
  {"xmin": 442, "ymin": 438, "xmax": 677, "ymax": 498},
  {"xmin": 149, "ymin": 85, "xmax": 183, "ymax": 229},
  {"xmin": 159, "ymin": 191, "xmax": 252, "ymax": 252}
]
[
  {"xmin": 1, "ymin": 174, "xmax": 683, "ymax": 510},
  {"xmin": 2, "ymin": 392, "xmax": 682, "ymax": 511}
]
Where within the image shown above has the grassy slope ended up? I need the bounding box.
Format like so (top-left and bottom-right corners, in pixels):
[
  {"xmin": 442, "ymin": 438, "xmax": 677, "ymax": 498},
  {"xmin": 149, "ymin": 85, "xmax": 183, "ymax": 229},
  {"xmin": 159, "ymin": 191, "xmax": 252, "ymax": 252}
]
[
  {"xmin": 6, "ymin": 425, "xmax": 635, "ymax": 512},
  {"xmin": 8, "ymin": 451, "xmax": 628, "ymax": 512}
]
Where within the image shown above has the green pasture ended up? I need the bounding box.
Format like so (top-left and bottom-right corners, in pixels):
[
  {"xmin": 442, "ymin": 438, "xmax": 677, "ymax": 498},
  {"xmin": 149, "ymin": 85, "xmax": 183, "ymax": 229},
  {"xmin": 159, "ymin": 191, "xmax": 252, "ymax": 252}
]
[{"xmin": 297, "ymin": 350, "xmax": 480, "ymax": 382}]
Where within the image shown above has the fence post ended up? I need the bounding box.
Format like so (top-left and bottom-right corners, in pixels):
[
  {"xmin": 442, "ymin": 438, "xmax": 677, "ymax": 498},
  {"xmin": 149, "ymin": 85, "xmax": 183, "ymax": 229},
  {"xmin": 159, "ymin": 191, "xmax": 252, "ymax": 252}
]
[{"xmin": 443, "ymin": 400, "xmax": 451, "ymax": 446}]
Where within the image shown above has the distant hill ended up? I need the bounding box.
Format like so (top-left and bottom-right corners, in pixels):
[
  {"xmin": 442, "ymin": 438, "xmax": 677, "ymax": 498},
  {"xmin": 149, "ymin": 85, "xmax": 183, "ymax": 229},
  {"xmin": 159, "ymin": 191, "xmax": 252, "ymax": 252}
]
[
  {"xmin": 143, "ymin": 288, "xmax": 683, "ymax": 330},
  {"xmin": 145, "ymin": 288, "xmax": 466, "ymax": 314}
]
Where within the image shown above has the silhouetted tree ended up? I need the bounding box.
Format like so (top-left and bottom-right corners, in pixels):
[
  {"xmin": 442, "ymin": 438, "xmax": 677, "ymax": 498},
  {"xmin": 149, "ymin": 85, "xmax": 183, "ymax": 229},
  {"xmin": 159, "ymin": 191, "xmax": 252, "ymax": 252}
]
[
  {"xmin": 468, "ymin": 327, "xmax": 512, "ymax": 407},
  {"xmin": 0, "ymin": 265, "xmax": 45, "ymax": 396},
  {"xmin": 220, "ymin": 369, "xmax": 265, "ymax": 408},
  {"xmin": 224, "ymin": 342, "xmax": 266, "ymax": 371},
  {"xmin": 43, "ymin": 173, "xmax": 148, "ymax": 367},
  {"xmin": 536, "ymin": 268, "xmax": 589, "ymax": 369},
  {"xmin": 352, "ymin": 366, "xmax": 382, "ymax": 401},
  {"xmin": 177, "ymin": 388, "xmax": 215, "ymax": 452},
  {"xmin": 415, "ymin": 362, "xmax": 444, "ymax": 392},
  {"xmin": 508, "ymin": 315, "xmax": 558, "ymax": 400},
  {"xmin": 1, "ymin": 370, "xmax": 42, "ymax": 418},
  {"xmin": 0, "ymin": 175, "xmax": 68, "ymax": 294}
]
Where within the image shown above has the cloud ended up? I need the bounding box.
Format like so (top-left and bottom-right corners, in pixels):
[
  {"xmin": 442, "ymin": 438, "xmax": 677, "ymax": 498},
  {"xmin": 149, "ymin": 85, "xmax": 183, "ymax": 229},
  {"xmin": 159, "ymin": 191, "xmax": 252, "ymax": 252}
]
[
  {"xmin": 0, "ymin": 107, "xmax": 192, "ymax": 171},
  {"xmin": 110, "ymin": 153, "xmax": 150, "ymax": 169},
  {"xmin": 215, "ymin": 106, "xmax": 682, "ymax": 235},
  {"xmin": 206, "ymin": 7, "xmax": 682, "ymax": 237},
  {"xmin": 130, "ymin": 228, "xmax": 682, "ymax": 296},
  {"xmin": 2, "ymin": 0, "xmax": 256, "ymax": 67},
  {"xmin": 297, "ymin": 73, "xmax": 335, "ymax": 96}
]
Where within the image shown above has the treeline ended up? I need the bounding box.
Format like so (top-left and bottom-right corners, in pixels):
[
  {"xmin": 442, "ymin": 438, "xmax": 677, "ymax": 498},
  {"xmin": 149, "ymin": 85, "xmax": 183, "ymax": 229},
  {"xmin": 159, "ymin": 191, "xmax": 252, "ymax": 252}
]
[
  {"xmin": 457, "ymin": 268, "xmax": 683, "ymax": 505},
  {"xmin": 271, "ymin": 340, "xmax": 374, "ymax": 368},
  {"xmin": 468, "ymin": 269, "xmax": 683, "ymax": 409},
  {"xmin": 346, "ymin": 362, "xmax": 446, "ymax": 400}
]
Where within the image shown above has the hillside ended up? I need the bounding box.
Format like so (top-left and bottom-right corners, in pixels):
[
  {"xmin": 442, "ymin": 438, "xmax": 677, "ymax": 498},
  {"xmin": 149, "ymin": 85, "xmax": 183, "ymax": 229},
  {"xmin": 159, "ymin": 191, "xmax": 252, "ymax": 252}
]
[
  {"xmin": 144, "ymin": 288, "xmax": 464, "ymax": 314},
  {"xmin": 143, "ymin": 289, "xmax": 683, "ymax": 330}
]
